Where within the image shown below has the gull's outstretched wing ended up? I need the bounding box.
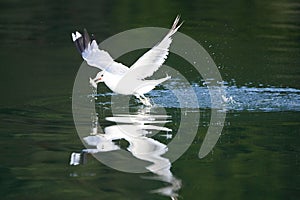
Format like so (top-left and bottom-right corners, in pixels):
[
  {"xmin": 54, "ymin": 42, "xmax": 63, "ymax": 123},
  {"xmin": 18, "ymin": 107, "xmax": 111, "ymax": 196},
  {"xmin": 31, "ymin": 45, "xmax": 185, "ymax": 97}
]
[
  {"xmin": 72, "ymin": 29, "xmax": 128, "ymax": 75},
  {"xmin": 128, "ymin": 15, "xmax": 183, "ymax": 79}
]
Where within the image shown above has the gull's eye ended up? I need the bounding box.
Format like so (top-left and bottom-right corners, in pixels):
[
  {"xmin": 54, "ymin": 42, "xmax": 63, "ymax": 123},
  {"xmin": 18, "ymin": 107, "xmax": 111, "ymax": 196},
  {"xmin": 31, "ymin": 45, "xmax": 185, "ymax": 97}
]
[{"xmin": 101, "ymin": 74, "xmax": 104, "ymax": 77}]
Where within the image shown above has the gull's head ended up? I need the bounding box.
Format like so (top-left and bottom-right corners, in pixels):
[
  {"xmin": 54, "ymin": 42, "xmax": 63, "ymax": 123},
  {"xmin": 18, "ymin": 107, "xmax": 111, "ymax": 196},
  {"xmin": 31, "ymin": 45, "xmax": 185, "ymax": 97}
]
[{"xmin": 93, "ymin": 71, "xmax": 105, "ymax": 83}]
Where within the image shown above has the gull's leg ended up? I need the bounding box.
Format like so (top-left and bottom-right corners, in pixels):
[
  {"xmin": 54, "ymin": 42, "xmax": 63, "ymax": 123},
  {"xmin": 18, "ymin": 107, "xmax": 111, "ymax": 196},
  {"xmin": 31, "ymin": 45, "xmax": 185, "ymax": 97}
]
[
  {"xmin": 135, "ymin": 94, "xmax": 145, "ymax": 105},
  {"xmin": 135, "ymin": 94, "xmax": 151, "ymax": 106},
  {"xmin": 140, "ymin": 94, "xmax": 152, "ymax": 107}
]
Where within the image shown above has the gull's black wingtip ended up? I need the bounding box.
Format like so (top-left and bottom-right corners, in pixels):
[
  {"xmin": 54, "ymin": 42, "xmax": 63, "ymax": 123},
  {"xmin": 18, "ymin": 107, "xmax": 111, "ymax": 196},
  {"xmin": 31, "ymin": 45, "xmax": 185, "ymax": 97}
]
[
  {"xmin": 83, "ymin": 28, "xmax": 91, "ymax": 49},
  {"xmin": 71, "ymin": 28, "xmax": 92, "ymax": 54}
]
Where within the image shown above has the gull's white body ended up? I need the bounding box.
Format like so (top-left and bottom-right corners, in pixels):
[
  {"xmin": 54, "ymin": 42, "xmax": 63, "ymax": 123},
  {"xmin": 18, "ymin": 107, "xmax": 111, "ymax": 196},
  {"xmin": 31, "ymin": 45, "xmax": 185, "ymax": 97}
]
[
  {"xmin": 72, "ymin": 15, "xmax": 183, "ymax": 106},
  {"xmin": 99, "ymin": 71, "xmax": 170, "ymax": 95}
]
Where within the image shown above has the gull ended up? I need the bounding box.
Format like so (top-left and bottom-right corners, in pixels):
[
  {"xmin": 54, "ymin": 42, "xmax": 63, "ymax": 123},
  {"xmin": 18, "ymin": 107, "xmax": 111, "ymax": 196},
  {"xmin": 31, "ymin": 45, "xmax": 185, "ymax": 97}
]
[{"xmin": 72, "ymin": 15, "xmax": 183, "ymax": 106}]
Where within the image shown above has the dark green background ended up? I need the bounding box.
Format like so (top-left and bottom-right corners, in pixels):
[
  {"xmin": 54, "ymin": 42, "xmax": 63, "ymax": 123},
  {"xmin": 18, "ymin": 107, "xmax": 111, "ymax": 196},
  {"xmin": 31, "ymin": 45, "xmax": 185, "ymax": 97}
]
[{"xmin": 0, "ymin": 0, "xmax": 299, "ymax": 199}]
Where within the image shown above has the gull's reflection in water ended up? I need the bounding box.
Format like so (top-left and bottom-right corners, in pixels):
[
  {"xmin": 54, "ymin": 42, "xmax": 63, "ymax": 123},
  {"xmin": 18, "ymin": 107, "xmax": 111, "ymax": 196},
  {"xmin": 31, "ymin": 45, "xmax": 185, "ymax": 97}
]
[{"xmin": 70, "ymin": 106, "xmax": 181, "ymax": 199}]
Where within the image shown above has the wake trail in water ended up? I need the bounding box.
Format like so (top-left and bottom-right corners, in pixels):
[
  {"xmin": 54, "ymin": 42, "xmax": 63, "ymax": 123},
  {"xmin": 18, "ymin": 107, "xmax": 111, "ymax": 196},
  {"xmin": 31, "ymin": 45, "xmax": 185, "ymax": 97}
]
[{"xmin": 151, "ymin": 85, "xmax": 300, "ymax": 112}]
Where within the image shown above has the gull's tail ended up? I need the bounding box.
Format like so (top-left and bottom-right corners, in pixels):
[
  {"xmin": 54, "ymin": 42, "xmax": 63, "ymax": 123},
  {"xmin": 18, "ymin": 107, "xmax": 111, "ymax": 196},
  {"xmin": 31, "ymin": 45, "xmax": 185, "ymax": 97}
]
[
  {"xmin": 71, "ymin": 29, "xmax": 92, "ymax": 54},
  {"xmin": 153, "ymin": 75, "xmax": 171, "ymax": 87}
]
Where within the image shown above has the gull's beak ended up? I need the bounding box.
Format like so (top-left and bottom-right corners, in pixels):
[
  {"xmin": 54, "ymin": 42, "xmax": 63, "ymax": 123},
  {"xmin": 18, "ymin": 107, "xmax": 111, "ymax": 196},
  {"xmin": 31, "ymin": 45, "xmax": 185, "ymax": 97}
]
[{"xmin": 94, "ymin": 77, "xmax": 102, "ymax": 84}]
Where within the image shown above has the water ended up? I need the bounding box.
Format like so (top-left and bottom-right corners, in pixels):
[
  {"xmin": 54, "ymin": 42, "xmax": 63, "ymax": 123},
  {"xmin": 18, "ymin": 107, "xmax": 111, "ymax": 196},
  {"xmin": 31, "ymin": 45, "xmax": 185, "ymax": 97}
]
[{"xmin": 1, "ymin": 0, "xmax": 300, "ymax": 199}]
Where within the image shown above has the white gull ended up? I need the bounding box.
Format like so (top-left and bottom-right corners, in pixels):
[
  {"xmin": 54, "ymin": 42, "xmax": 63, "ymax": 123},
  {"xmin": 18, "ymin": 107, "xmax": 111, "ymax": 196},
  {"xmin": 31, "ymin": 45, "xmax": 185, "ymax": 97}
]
[{"xmin": 72, "ymin": 15, "xmax": 183, "ymax": 106}]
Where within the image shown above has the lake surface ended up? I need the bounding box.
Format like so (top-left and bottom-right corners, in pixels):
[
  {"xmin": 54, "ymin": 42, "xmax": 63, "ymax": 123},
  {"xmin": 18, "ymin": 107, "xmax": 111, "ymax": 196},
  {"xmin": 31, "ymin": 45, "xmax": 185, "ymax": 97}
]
[{"xmin": 1, "ymin": 0, "xmax": 299, "ymax": 199}]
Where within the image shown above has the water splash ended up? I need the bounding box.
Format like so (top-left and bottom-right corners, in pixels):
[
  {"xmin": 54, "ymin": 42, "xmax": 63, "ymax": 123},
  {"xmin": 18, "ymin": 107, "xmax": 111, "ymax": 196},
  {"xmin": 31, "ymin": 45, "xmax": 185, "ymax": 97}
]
[{"xmin": 151, "ymin": 85, "xmax": 300, "ymax": 112}]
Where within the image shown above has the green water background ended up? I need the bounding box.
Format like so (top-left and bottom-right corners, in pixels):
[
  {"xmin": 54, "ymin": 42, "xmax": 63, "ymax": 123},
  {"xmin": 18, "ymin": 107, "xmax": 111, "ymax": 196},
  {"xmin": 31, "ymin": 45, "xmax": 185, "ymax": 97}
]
[{"xmin": 0, "ymin": 0, "xmax": 299, "ymax": 199}]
